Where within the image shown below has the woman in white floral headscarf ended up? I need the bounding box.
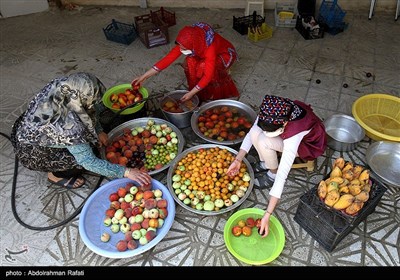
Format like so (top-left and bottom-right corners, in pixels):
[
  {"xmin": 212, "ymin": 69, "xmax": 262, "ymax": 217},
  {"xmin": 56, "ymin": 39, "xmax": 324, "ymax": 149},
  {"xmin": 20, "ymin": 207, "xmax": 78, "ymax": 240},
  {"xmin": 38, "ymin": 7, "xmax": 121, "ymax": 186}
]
[{"xmin": 11, "ymin": 72, "xmax": 151, "ymax": 189}]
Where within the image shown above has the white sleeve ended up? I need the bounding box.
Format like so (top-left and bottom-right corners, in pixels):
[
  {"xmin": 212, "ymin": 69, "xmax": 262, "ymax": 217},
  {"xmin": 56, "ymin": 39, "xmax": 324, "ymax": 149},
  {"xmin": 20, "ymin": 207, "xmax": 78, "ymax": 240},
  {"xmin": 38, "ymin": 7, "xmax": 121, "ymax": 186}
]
[{"xmin": 269, "ymin": 129, "xmax": 311, "ymax": 199}]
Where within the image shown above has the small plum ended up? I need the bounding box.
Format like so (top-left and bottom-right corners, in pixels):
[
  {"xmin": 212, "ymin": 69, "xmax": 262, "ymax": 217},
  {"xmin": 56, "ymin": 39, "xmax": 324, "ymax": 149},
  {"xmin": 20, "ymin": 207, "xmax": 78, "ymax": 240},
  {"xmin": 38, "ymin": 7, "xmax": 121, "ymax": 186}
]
[
  {"xmin": 127, "ymin": 240, "xmax": 138, "ymax": 250},
  {"xmin": 117, "ymin": 187, "xmax": 127, "ymax": 198},
  {"xmin": 158, "ymin": 208, "xmax": 168, "ymax": 219},
  {"xmin": 242, "ymin": 226, "xmax": 252, "ymax": 237},
  {"xmin": 116, "ymin": 240, "xmax": 128, "ymax": 252},
  {"xmin": 110, "ymin": 201, "xmax": 120, "ymax": 210},
  {"xmin": 237, "ymin": 220, "xmax": 246, "ymax": 228},
  {"xmin": 101, "ymin": 232, "xmax": 111, "ymax": 242},
  {"xmin": 144, "ymin": 198, "xmax": 157, "ymax": 210},
  {"xmin": 148, "ymin": 218, "xmax": 158, "ymax": 228},
  {"xmin": 130, "ymin": 222, "xmax": 141, "ymax": 232},
  {"xmin": 141, "ymin": 218, "xmax": 150, "ymax": 229},
  {"xmin": 124, "ymin": 231, "xmax": 133, "ymax": 241},
  {"xmin": 231, "ymin": 226, "xmax": 242, "ymax": 237},
  {"xmin": 145, "ymin": 230, "xmax": 156, "ymax": 242},
  {"xmin": 120, "ymin": 201, "xmax": 130, "ymax": 211},
  {"xmin": 103, "ymin": 217, "xmax": 112, "ymax": 227},
  {"xmin": 109, "ymin": 192, "xmax": 119, "ymax": 202},
  {"xmin": 143, "ymin": 190, "xmax": 154, "ymax": 199},
  {"xmin": 246, "ymin": 217, "xmax": 256, "ymax": 228},
  {"xmin": 105, "ymin": 208, "xmax": 116, "ymax": 218},
  {"xmin": 156, "ymin": 199, "xmax": 168, "ymax": 208}
]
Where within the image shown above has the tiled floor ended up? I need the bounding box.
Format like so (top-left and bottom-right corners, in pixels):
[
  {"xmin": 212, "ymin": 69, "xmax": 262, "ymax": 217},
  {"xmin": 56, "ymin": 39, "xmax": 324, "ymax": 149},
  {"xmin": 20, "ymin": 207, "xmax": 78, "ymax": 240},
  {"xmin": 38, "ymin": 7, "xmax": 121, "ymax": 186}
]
[{"xmin": 0, "ymin": 5, "xmax": 399, "ymax": 268}]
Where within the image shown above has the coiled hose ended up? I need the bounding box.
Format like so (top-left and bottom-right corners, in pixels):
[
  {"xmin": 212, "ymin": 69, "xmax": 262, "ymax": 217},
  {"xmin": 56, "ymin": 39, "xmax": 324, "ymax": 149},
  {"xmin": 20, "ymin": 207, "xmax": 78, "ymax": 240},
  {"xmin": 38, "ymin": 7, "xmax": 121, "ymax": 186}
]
[{"xmin": 0, "ymin": 131, "xmax": 104, "ymax": 231}]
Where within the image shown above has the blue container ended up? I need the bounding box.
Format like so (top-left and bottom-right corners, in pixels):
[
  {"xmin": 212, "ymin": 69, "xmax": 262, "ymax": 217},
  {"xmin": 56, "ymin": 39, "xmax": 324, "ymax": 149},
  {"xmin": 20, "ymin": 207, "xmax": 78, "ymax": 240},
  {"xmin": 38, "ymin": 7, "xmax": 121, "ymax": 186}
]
[
  {"xmin": 103, "ymin": 19, "xmax": 137, "ymax": 45},
  {"xmin": 318, "ymin": 0, "xmax": 346, "ymax": 27},
  {"xmin": 79, "ymin": 178, "xmax": 176, "ymax": 258}
]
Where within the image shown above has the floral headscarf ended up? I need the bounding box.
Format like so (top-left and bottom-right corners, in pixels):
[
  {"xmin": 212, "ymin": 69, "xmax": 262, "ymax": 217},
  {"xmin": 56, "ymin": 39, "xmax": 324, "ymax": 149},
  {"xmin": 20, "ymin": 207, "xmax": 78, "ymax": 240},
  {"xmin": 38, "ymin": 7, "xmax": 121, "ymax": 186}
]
[
  {"xmin": 175, "ymin": 22, "xmax": 215, "ymax": 56},
  {"xmin": 258, "ymin": 95, "xmax": 303, "ymax": 125},
  {"xmin": 16, "ymin": 72, "xmax": 106, "ymax": 147}
]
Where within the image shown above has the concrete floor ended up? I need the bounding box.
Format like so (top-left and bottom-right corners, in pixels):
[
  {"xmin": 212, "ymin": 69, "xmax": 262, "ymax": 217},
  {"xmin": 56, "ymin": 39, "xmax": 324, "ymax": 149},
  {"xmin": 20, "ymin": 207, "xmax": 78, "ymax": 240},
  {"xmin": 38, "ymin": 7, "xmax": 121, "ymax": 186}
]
[{"xmin": 0, "ymin": 5, "xmax": 399, "ymax": 268}]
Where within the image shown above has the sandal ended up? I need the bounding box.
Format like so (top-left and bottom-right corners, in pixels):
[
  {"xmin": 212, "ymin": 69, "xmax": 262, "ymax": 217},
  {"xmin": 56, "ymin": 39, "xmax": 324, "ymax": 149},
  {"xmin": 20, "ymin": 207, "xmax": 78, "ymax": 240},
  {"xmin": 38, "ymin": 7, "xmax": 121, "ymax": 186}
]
[
  {"xmin": 253, "ymin": 173, "xmax": 275, "ymax": 190},
  {"xmin": 251, "ymin": 161, "xmax": 268, "ymax": 174},
  {"xmin": 48, "ymin": 176, "xmax": 85, "ymax": 189}
]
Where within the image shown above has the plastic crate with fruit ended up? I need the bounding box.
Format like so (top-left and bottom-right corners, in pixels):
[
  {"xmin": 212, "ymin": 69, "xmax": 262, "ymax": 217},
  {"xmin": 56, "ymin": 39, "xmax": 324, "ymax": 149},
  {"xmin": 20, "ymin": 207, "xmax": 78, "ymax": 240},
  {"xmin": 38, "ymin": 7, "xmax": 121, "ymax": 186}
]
[
  {"xmin": 103, "ymin": 19, "xmax": 137, "ymax": 45},
  {"xmin": 294, "ymin": 174, "xmax": 386, "ymax": 252},
  {"xmin": 134, "ymin": 13, "xmax": 169, "ymax": 48},
  {"xmin": 248, "ymin": 22, "xmax": 273, "ymax": 42},
  {"xmin": 233, "ymin": 12, "xmax": 265, "ymax": 35},
  {"xmin": 150, "ymin": 7, "xmax": 176, "ymax": 27}
]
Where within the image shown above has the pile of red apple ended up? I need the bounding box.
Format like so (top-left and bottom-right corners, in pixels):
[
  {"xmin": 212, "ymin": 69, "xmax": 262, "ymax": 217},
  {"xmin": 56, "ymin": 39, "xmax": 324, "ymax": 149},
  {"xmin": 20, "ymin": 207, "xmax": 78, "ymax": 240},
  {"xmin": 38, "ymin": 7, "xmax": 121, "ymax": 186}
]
[
  {"xmin": 196, "ymin": 106, "xmax": 253, "ymax": 142},
  {"xmin": 109, "ymin": 85, "xmax": 143, "ymax": 110},
  {"xmin": 101, "ymin": 181, "xmax": 169, "ymax": 252},
  {"xmin": 231, "ymin": 217, "xmax": 262, "ymax": 237}
]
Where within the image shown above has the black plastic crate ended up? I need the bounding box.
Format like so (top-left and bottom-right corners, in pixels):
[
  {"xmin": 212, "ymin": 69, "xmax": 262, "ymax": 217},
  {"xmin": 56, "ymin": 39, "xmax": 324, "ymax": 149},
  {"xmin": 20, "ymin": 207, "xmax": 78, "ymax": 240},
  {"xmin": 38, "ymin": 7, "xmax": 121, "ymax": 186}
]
[
  {"xmin": 297, "ymin": 0, "xmax": 316, "ymax": 16},
  {"xmin": 150, "ymin": 7, "xmax": 176, "ymax": 27},
  {"xmin": 295, "ymin": 15, "xmax": 324, "ymax": 40},
  {"xmin": 233, "ymin": 13, "xmax": 265, "ymax": 35},
  {"xmin": 294, "ymin": 176, "xmax": 387, "ymax": 252},
  {"xmin": 103, "ymin": 19, "xmax": 137, "ymax": 45}
]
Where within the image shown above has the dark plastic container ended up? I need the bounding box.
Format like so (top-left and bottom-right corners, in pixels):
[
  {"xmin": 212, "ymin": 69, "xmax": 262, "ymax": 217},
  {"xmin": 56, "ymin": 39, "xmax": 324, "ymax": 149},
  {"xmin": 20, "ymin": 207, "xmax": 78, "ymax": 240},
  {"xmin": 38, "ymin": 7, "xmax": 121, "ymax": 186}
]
[
  {"xmin": 297, "ymin": 0, "xmax": 316, "ymax": 16},
  {"xmin": 103, "ymin": 19, "xmax": 137, "ymax": 45},
  {"xmin": 233, "ymin": 12, "xmax": 265, "ymax": 35},
  {"xmin": 294, "ymin": 175, "xmax": 387, "ymax": 252},
  {"xmin": 150, "ymin": 7, "xmax": 176, "ymax": 27}
]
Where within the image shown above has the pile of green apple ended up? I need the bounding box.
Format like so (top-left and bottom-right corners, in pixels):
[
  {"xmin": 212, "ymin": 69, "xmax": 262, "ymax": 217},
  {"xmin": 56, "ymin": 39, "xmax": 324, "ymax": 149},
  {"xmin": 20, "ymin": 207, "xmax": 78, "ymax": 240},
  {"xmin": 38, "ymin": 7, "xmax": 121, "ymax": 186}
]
[{"xmin": 101, "ymin": 181, "xmax": 169, "ymax": 252}]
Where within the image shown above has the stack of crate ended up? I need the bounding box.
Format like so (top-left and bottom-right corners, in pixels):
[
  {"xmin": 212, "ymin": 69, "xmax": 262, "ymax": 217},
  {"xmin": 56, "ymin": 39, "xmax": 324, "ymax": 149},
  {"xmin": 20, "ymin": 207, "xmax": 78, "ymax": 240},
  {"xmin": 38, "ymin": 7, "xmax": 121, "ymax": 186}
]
[{"xmin": 134, "ymin": 7, "xmax": 176, "ymax": 48}]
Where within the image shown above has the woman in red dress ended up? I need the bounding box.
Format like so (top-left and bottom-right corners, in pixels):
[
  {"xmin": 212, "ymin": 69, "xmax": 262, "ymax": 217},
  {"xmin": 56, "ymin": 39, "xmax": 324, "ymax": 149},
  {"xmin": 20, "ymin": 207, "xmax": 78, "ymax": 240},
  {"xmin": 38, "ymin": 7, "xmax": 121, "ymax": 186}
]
[{"xmin": 132, "ymin": 22, "xmax": 240, "ymax": 103}]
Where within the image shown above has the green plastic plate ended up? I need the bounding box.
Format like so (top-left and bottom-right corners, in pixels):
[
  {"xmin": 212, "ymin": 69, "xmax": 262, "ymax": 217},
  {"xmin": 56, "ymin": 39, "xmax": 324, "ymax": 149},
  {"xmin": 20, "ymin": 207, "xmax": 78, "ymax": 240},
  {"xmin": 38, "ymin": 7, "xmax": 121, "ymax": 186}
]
[{"xmin": 224, "ymin": 208, "xmax": 285, "ymax": 265}]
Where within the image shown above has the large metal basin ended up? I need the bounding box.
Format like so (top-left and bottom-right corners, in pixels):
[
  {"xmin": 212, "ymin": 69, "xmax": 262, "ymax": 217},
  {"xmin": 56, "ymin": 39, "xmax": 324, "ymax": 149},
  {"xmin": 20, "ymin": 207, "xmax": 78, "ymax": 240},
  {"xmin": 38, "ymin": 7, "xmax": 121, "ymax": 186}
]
[
  {"xmin": 366, "ymin": 141, "xmax": 400, "ymax": 187},
  {"xmin": 324, "ymin": 114, "xmax": 365, "ymax": 151},
  {"xmin": 167, "ymin": 144, "xmax": 254, "ymax": 216},
  {"xmin": 102, "ymin": 117, "xmax": 185, "ymax": 176},
  {"xmin": 191, "ymin": 100, "xmax": 257, "ymax": 146}
]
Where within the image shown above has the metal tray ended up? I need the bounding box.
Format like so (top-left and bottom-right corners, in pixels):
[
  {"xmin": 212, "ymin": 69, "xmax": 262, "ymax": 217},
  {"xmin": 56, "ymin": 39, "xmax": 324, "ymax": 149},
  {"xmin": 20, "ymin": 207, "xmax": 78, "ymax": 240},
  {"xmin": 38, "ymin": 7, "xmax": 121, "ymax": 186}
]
[
  {"xmin": 190, "ymin": 100, "xmax": 257, "ymax": 146},
  {"xmin": 366, "ymin": 141, "xmax": 400, "ymax": 187},
  {"xmin": 101, "ymin": 117, "xmax": 185, "ymax": 176},
  {"xmin": 167, "ymin": 144, "xmax": 254, "ymax": 216}
]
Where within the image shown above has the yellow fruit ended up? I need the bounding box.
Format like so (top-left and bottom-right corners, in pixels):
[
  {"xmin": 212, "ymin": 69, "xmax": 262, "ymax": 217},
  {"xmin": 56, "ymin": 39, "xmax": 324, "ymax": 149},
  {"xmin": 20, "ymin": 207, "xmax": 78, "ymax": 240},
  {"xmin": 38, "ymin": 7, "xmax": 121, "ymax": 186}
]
[
  {"xmin": 333, "ymin": 157, "xmax": 345, "ymax": 170},
  {"xmin": 339, "ymin": 185, "xmax": 350, "ymax": 194},
  {"xmin": 362, "ymin": 183, "xmax": 371, "ymax": 193},
  {"xmin": 333, "ymin": 194, "xmax": 355, "ymax": 210},
  {"xmin": 355, "ymin": 191, "xmax": 369, "ymax": 202},
  {"xmin": 330, "ymin": 177, "xmax": 345, "ymax": 185},
  {"xmin": 349, "ymin": 179, "xmax": 361, "ymax": 187},
  {"xmin": 359, "ymin": 169, "xmax": 370, "ymax": 183},
  {"xmin": 343, "ymin": 169, "xmax": 354, "ymax": 181},
  {"xmin": 317, "ymin": 180, "xmax": 327, "ymax": 200},
  {"xmin": 330, "ymin": 166, "xmax": 342, "ymax": 178},
  {"xmin": 352, "ymin": 165, "xmax": 364, "ymax": 179},
  {"xmin": 339, "ymin": 178, "xmax": 349, "ymax": 188},
  {"xmin": 327, "ymin": 181, "xmax": 339, "ymax": 192},
  {"xmin": 349, "ymin": 184, "xmax": 362, "ymax": 196},
  {"xmin": 324, "ymin": 190, "xmax": 340, "ymax": 207},
  {"xmin": 342, "ymin": 162, "xmax": 354, "ymax": 172},
  {"xmin": 345, "ymin": 201, "xmax": 364, "ymax": 215}
]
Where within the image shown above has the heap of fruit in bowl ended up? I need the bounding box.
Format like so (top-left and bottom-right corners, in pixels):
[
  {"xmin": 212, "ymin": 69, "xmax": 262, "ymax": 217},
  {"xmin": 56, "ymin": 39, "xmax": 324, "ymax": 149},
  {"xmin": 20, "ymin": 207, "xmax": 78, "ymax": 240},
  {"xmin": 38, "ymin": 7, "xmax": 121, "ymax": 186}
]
[
  {"xmin": 108, "ymin": 85, "xmax": 143, "ymax": 110},
  {"xmin": 104, "ymin": 119, "xmax": 179, "ymax": 172},
  {"xmin": 195, "ymin": 106, "xmax": 253, "ymax": 142},
  {"xmin": 231, "ymin": 217, "xmax": 262, "ymax": 237},
  {"xmin": 162, "ymin": 98, "xmax": 196, "ymax": 113},
  {"xmin": 170, "ymin": 146, "xmax": 251, "ymax": 212},
  {"xmin": 101, "ymin": 181, "xmax": 169, "ymax": 252}
]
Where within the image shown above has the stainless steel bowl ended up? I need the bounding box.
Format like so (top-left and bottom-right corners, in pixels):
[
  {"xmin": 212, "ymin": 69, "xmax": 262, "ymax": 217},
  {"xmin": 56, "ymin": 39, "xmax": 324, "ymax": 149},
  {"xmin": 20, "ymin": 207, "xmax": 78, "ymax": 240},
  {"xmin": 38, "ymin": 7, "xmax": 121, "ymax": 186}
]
[
  {"xmin": 190, "ymin": 100, "xmax": 257, "ymax": 146},
  {"xmin": 167, "ymin": 144, "xmax": 254, "ymax": 216},
  {"xmin": 366, "ymin": 141, "xmax": 400, "ymax": 187},
  {"xmin": 101, "ymin": 117, "xmax": 185, "ymax": 176},
  {"xmin": 159, "ymin": 90, "xmax": 200, "ymax": 129},
  {"xmin": 324, "ymin": 114, "xmax": 365, "ymax": 151}
]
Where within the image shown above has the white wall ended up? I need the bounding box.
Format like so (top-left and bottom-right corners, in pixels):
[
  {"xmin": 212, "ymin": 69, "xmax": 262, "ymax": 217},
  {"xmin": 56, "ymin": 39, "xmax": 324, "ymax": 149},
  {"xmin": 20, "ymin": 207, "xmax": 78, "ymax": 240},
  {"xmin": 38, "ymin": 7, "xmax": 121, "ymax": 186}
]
[
  {"xmin": 0, "ymin": 0, "xmax": 49, "ymax": 18},
  {"xmin": 69, "ymin": 0, "xmax": 399, "ymax": 13}
]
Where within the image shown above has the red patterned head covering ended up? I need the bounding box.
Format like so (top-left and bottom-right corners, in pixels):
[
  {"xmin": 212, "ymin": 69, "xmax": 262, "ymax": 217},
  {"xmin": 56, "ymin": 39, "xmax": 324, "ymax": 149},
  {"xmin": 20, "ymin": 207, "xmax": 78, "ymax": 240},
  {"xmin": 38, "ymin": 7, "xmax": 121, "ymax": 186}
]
[
  {"xmin": 258, "ymin": 95, "xmax": 302, "ymax": 125},
  {"xmin": 175, "ymin": 22, "xmax": 215, "ymax": 56}
]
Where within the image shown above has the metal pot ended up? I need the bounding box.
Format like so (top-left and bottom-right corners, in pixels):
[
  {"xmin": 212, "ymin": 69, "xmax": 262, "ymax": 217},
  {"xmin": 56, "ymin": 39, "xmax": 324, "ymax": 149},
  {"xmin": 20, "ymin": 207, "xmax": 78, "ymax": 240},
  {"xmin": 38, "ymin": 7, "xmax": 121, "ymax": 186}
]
[
  {"xmin": 324, "ymin": 114, "xmax": 365, "ymax": 152},
  {"xmin": 159, "ymin": 90, "xmax": 199, "ymax": 129}
]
